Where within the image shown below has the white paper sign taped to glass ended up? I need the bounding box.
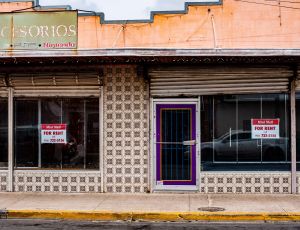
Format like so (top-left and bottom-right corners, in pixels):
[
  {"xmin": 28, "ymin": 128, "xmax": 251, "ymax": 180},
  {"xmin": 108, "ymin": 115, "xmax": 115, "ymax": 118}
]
[
  {"xmin": 251, "ymin": 119, "xmax": 280, "ymax": 139},
  {"xmin": 41, "ymin": 124, "xmax": 67, "ymax": 144}
]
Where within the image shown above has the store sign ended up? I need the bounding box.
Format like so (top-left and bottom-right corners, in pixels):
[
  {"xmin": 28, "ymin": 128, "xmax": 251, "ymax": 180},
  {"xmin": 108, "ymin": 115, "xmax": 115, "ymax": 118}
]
[
  {"xmin": 251, "ymin": 119, "xmax": 280, "ymax": 139},
  {"xmin": 0, "ymin": 11, "xmax": 77, "ymax": 50},
  {"xmin": 41, "ymin": 124, "xmax": 67, "ymax": 144}
]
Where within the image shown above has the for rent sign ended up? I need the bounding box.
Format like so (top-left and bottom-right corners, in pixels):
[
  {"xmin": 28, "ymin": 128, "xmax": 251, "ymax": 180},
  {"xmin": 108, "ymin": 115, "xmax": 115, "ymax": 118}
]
[
  {"xmin": 251, "ymin": 119, "xmax": 280, "ymax": 139},
  {"xmin": 41, "ymin": 124, "xmax": 67, "ymax": 144},
  {"xmin": 0, "ymin": 11, "xmax": 77, "ymax": 50}
]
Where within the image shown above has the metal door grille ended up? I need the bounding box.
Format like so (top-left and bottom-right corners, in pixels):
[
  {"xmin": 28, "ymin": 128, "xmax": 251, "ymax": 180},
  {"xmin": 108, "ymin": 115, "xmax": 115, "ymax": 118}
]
[{"xmin": 160, "ymin": 108, "xmax": 192, "ymax": 181}]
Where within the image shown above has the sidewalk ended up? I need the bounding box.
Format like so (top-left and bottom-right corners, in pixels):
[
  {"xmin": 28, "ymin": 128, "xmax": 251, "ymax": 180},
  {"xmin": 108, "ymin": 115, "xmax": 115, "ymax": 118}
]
[{"xmin": 1, "ymin": 192, "xmax": 300, "ymax": 221}]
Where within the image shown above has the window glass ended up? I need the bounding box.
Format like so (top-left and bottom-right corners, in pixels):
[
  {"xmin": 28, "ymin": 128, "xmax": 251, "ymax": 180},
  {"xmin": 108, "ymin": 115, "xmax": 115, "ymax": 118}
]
[
  {"xmin": 15, "ymin": 98, "xmax": 99, "ymax": 170},
  {"xmin": 41, "ymin": 99, "xmax": 61, "ymax": 124},
  {"xmin": 86, "ymin": 99, "xmax": 99, "ymax": 169},
  {"xmin": 295, "ymin": 93, "xmax": 300, "ymax": 170},
  {"xmin": 214, "ymin": 96, "xmax": 237, "ymax": 162},
  {"xmin": 61, "ymin": 99, "xmax": 85, "ymax": 169},
  {"xmin": 15, "ymin": 100, "xmax": 38, "ymax": 126},
  {"xmin": 0, "ymin": 99, "xmax": 8, "ymax": 168},
  {"xmin": 201, "ymin": 94, "xmax": 290, "ymax": 171},
  {"xmin": 41, "ymin": 99, "xmax": 62, "ymax": 168},
  {"xmin": 237, "ymin": 95, "xmax": 261, "ymax": 162},
  {"xmin": 261, "ymin": 94, "xmax": 289, "ymax": 162},
  {"xmin": 14, "ymin": 100, "xmax": 39, "ymax": 167}
]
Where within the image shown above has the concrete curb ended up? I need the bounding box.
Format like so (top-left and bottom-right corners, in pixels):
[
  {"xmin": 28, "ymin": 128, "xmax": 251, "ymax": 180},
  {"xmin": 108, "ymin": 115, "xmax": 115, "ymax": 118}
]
[{"xmin": 6, "ymin": 210, "xmax": 300, "ymax": 222}]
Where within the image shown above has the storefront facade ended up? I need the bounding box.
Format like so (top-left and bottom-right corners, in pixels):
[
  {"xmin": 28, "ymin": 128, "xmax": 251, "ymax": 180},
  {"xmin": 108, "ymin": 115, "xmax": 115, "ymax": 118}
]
[
  {"xmin": 149, "ymin": 64, "xmax": 295, "ymax": 193},
  {"xmin": 0, "ymin": 0, "xmax": 300, "ymax": 194}
]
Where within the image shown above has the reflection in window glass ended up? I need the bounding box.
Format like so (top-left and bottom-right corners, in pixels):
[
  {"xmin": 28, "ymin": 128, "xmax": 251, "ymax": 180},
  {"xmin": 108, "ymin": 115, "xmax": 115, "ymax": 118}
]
[
  {"xmin": 214, "ymin": 96, "xmax": 237, "ymax": 162},
  {"xmin": 0, "ymin": 99, "xmax": 8, "ymax": 168},
  {"xmin": 41, "ymin": 100, "xmax": 61, "ymax": 124},
  {"xmin": 15, "ymin": 98, "xmax": 99, "ymax": 170},
  {"xmin": 261, "ymin": 94, "xmax": 289, "ymax": 162},
  {"xmin": 201, "ymin": 94, "xmax": 290, "ymax": 171},
  {"xmin": 61, "ymin": 99, "xmax": 85, "ymax": 169},
  {"xmin": 237, "ymin": 95, "xmax": 261, "ymax": 162}
]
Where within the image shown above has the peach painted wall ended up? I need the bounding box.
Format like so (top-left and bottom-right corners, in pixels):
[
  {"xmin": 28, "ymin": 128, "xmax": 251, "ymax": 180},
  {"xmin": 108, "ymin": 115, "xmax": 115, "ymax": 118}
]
[
  {"xmin": 0, "ymin": 2, "xmax": 32, "ymax": 12},
  {"xmin": 1, "ymin": 1, "xmax": 300, "ymax": 49}
]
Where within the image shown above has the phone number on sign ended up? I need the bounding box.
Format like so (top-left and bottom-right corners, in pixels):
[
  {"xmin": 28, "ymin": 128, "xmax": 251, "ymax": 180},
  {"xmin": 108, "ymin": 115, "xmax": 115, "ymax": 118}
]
[
  {"xmin": 260, "ymin": 134, "xmax": 277, "ymax": 138},
  {"xmin": 46, "ymin": 139, "xmax": 66, "ymax": 143}
]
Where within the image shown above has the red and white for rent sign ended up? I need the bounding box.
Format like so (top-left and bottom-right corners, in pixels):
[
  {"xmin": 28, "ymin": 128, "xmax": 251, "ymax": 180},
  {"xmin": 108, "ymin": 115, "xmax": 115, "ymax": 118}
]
[
  {"xmin": 251, "ymin": 119, "xmax": 280, "ymax": 139},
  {"xmin": 41, "ymin": 124, "xmax": 67, "ymax": 144}
]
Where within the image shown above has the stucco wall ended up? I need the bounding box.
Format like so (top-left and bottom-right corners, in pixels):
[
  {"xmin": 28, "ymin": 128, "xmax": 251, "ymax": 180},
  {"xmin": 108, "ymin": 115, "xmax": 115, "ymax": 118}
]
[{"xmin": 1, "ymin": 1, "xmax": 300, "ymax": 49}]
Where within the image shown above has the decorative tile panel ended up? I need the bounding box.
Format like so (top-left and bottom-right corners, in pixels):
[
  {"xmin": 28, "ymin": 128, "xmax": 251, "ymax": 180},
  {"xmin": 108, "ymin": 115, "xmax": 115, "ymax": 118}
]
[
  {"xmin": 103, "ymin": 66, "xmax": 149, "ymax": 193},
  {"xmin": 201, "ymin": 172, "xmax": 291, "ymax": 194},
  {"xmin": 14, "ymin": 171, "xmax": 100, "ymax": 193},
  {"xmin": 0, "ymin": 171, "xmax": 8, "ymax": 192}
]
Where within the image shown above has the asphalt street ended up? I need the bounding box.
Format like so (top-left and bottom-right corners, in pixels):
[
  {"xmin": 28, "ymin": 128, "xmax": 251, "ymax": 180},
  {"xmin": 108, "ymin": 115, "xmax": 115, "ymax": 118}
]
[{"xmin": 1, "ymin": 219, "xmax": 300, "ymax": 230}]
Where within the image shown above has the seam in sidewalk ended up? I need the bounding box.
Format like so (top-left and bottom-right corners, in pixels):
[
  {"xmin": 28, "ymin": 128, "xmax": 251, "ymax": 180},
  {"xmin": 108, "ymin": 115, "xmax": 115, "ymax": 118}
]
[{"xmin": 92, "ymin": 196, "xmax": 110, "ymax": 211}]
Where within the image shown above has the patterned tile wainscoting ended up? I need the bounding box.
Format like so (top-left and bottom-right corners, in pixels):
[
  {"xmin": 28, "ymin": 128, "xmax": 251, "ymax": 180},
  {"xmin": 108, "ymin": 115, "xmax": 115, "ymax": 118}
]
[
  {"xmin": 103, "ymin": 66, "xmax": 149, "ymax": 193},
  {"xmin": 0, "ymin": 171, "xmax": 8, "ymax": 192},
  {"xmin": 298, "ymin": 174, "xmax": 300, "ymax": 194},
  {"xmin": 14, "ymin": 171, "xmax": 101, "ymax": 193},
  {"xmin": 200, "ymin": 172, "xmax": 292, "ymax": 194}
]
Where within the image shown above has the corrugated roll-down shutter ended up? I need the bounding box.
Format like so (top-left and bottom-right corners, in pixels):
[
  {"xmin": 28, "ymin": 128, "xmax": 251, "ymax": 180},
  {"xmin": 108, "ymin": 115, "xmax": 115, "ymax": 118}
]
[
  {"xmin": 0, "ymin": 75, "xmax": 8, "ymax": 97},
  {"xmin": 10, "ymin": 73, "xmax": 102, "ymax": 97},
  {"xmin": 149, "ymin": 66, "xmax": 292, "ymax": 97}
]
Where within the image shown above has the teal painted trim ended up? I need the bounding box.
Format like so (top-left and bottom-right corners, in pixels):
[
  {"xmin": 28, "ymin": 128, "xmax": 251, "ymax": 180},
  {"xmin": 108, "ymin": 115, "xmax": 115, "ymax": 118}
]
[
  {"xmin": 0, "ymin": 1, "xmax": 71, "ymax": 9},
  {"xmin": 0, "ymin": 0, "xmax": 37, "ymax": 4},
  {"xmin": 0, "ymin": 0, "xmax": 222, "ymax": 24},
  {"xmin": 37, "ymin": 5, "xmax": 72, "ymax": 10}
]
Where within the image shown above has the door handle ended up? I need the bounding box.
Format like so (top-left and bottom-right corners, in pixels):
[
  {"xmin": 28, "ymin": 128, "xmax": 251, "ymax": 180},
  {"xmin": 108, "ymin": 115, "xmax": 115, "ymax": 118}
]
[
  {"xmin": 154, "ymin": 140, "xmax": 196, "ymax": 145},
  {"xmin": 257, "ymin": 139, "xmax": 262, "ymax": 147},
  {"xmin": 183, "ymin": 140, "xmax": 196, "ymax": 146}
]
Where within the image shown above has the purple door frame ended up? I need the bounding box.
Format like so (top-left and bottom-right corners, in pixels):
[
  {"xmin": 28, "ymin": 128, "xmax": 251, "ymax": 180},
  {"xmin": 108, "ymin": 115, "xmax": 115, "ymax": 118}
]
[{"xmin": 155, "ymin": 104, "xmax": 196, "ymax": 186}]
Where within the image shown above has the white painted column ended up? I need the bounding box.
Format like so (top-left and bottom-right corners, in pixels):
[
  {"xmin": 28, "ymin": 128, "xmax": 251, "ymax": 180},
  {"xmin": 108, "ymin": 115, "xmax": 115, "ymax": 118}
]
[
  {"xmin": 291, "ymin": 78, "xmax": 297, "ymax": 194},
  {"xmin": 99, "ymin": 86, "xmax": 104, "ymax": 193},
  {"xmin": 8, "ymin": 88, "xmax": 14, "ymax": 192}
]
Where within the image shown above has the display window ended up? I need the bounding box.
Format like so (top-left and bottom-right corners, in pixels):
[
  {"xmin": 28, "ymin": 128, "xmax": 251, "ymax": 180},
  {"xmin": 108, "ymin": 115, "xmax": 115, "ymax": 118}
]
[
  {"xmin": 14, "ymin": 98, "xmax": 99, "ymax": 169},
  {"xmin": 201, "ymin": 94, "xmax": 290, "ymax": 171},
  {"xmin": 0, "ymin": 99, "xmax": 8, "ymax": 168}
]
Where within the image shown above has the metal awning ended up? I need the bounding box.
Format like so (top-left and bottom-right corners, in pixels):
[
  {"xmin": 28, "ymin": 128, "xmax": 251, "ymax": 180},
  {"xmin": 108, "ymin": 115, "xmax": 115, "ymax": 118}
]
[
  {"xmin": 0, "ymin": 49, "xmax": 299, "ymax": 69},
  {"xmin": 0, "ymin": 48, "xmax": 299, "ymax": 76}
]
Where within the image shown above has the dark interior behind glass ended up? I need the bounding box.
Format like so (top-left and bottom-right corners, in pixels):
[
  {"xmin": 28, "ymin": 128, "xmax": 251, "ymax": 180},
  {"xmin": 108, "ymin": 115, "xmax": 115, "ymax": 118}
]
[
  {"xmin": 201, "ymin": 94, "xmax": 290, "ymax": 171},
  {"xmin": 14, "ymin": 100, "xmax": 39, "ymax": 167},
  {"xmin": 15, "ymin": 98, "xmax": 99, "ymax": 170},
  {"xmin": 295, "ymin": 93, "xmax": 300, "ymax": 170},
  {"xmin": 0, "ymin": 99, "xmax": 8, "ymax": 168}
]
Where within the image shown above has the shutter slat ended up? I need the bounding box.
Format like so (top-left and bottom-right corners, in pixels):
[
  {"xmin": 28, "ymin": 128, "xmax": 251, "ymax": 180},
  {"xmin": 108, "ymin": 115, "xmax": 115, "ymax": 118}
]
[
  {"xmin": 149, "ymin": 66, "xmax": 292, "ymax": 96},
  {"xmin": 8, "ymin": 73, "xmax": 101, "ymax": 97}
]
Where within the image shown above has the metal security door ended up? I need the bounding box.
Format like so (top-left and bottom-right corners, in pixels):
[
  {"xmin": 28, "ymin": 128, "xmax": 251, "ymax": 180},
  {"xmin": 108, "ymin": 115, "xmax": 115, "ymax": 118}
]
[{"xmin": 154, "ymin": 102, "xmax": 197, "ymax": 190}]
